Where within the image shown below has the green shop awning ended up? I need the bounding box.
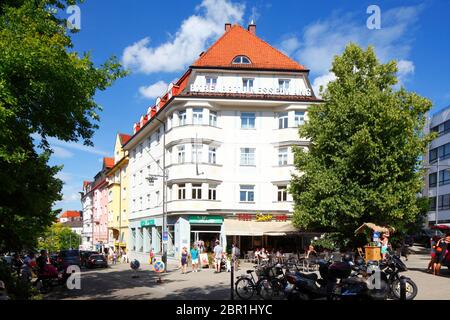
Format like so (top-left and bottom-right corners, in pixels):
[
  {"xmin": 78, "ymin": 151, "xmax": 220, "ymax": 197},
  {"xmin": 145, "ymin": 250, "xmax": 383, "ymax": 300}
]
[
  {"xmin": 189, "ymin": 215, "xmax": 223, "ymax": 224},
  {"xmin": 140, "ymin": 219, "xmax": 155, "ymax": 227}
]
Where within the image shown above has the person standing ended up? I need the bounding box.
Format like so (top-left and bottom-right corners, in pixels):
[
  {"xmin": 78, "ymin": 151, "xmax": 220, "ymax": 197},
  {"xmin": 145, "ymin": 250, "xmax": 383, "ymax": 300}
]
[
  {"xmin": 180, "ymin": 247, "xmax": 188, "ymax": 274},
  {"xmin": 380, "ymin": 233, "xmax": 390, "ymax": 260},
  {"xmin": 213, "ymin": 241, "xmax": 223, "ymax": 273},
  {"xmin": 112, "ymin": 251, "xmax": 117, "ymax": 265},
  {"xmin": 433, "ymin": 234, "xmax": 450, "ymax": 276},
  {"xmin": 190, "ymin": 244, "xmax": 200, "ymax": 273},
  {"xmin": 231, "ymin": 243, "xmax": 240, "ymax": 271}
]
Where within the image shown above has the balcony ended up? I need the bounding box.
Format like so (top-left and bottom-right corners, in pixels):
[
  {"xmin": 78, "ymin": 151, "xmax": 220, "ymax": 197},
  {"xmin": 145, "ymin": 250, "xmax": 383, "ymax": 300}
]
[
  {"xmin": 167, "ymin": 162, "xmax": 223, "ymax": 182},
  {"xmin": 165, "ymin": 124, "xmax": 222, "ymax": 146}
]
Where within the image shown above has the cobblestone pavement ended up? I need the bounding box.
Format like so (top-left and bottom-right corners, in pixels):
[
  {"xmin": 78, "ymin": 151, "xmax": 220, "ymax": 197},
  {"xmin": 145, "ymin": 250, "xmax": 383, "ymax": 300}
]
[{"xmin": 44, "ymin": 250, "xmax": 450, "ymax": 300}]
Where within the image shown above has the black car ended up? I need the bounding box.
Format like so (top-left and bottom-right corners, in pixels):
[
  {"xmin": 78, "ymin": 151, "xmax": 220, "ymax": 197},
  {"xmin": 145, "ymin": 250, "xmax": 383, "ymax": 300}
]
[
  {"xmin": 413, "ymin": 229, "xmax": 444, "ymax": 247},
  {"xmin": 86, "ymin": 254, "xmax": 108, "ymax": 269},
  {"xmin": 58, "ymin": 249, "xmax": 81, "ymax": 270},
  {"xmin": 80, "ymin": 251, "xmax": 99, "ymax": 267}
]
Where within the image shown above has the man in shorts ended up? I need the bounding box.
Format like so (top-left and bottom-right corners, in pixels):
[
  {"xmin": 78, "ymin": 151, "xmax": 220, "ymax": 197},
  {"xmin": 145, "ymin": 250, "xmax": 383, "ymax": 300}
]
[
  {"xmin": 213, "ymin": 240, "xmax": 223, "ymax": 273},
  {"xmin": 190, "ymin": 244, "xmax": 200, "ymax": 272}
]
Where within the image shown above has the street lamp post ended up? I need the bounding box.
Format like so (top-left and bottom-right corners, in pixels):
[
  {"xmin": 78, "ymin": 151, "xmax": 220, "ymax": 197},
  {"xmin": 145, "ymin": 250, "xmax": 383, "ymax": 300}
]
[{"xmin": 154, "ymin": 117, "xmax": 167, "ymax": 272}]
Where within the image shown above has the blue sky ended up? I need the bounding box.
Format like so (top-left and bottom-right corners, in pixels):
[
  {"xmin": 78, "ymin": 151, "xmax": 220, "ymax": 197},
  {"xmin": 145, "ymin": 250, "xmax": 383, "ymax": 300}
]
[{"xmin": 46, "ymin": 0, "xmax": 450, "ymax": 213}]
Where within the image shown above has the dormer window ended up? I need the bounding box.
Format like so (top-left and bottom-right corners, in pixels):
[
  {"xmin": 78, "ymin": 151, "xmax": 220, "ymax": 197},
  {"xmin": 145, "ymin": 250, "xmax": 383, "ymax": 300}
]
[{"xmin": 232, "ymin": 55, "xmax": 251, "ymax": 64}]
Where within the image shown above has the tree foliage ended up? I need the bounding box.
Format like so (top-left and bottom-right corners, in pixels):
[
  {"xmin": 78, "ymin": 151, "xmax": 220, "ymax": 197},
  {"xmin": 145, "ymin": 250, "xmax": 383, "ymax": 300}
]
[
  {"xmin": 38, "ymin": 223, "xmax": 82, "ymax": 252},
  {"xmin": 0, "ymin": 0, "xmax": 126, "ymax": 252},
  {"xmin": 290, "ymin": 44, "xmax": 433, "ymax": 246}
]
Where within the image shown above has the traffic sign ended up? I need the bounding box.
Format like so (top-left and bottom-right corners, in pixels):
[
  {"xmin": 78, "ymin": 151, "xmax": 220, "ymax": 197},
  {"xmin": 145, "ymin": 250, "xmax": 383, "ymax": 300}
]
[{"xmin": 154, "ymin": 260, "xmax": 165, "ymax": 273}]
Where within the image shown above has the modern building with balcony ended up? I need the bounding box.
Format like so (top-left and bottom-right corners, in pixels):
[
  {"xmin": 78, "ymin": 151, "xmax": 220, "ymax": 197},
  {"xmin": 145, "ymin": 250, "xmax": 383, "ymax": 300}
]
[
  {"xmin": 424, "ymin": 105, "xmax": 450, "ymax": 227},
  {"xmin": 122, "ymin": 23, "xmax": 322, "ymax": 262}
]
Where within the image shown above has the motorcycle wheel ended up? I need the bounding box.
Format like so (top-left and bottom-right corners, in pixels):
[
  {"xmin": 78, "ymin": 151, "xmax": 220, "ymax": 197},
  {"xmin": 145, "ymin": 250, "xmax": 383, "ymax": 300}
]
[
  {"xmin": 235, "ymin": 278, "xmax": 255, "ymax": 300},
  {"xmin": 391, "ymin": 278, "xmax": 418, "ymax": 300}
]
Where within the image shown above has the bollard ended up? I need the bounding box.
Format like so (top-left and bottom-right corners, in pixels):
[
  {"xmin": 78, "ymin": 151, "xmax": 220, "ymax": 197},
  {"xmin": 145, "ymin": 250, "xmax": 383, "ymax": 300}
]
[{"xmin": 231, "ymin": 256, "xmax": 234, "ymax": 300}]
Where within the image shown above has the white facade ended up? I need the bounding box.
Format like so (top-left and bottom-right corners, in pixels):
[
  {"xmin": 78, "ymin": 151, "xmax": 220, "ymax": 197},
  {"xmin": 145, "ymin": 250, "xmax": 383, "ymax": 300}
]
[
  {"xmin": 124, "ymin": 69, "xmax": 319, "ymax": 262},
  {"xmin": 424, "ymin": 106, "xmax": 450, "ymax": 226},
  {"xmin": 81, "ymin": 192, "xmax": 93, "ymax": 250}
]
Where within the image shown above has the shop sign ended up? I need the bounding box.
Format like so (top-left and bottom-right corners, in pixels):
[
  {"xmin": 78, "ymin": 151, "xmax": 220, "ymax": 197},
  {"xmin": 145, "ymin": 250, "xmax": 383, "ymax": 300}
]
[
  {"xmin": 256, "ymin": 214, "xmax": 273, "ymax": 222},
  {"xmin": 140, "ymin": 219, "xmax": 155, "ymax": 227},
  {"xmin": 237, "ymin": 213, "xmax": 289, "ymax": 222},
  {"xmin": 190, "ymin": 84, "xmax": 312, "ymax": 96},
  {"xmin": 189, "ymin": 215, "xmax": 223, "ymax": 224}
]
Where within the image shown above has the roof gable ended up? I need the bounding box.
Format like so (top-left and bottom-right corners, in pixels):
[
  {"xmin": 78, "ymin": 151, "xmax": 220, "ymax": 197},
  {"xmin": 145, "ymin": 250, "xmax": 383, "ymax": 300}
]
[{"xmin": 192, "ymin": 24, "xmax": 305, "ymax": 71}]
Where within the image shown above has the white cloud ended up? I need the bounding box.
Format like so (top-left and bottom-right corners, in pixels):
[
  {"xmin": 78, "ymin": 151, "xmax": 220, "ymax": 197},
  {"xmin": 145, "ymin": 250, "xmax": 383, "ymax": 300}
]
[
  {"xmin": 32, "ymin": 133, "xmax": 110, "ymax": 157},
  {"xmin": 312, "ymin": 72, "xmax": 336, "ymax": 98},
  {"xmin": 281, "ymin": 5, "xmax": 423, "ymax": 91},
  {"xmin": 52, "ymin": 145, "xmax": 74, "ymax": 159},
  {"xmin": 397, "ymin": 59, "xmax": 415, "ymax": 84},
  {"xmin": 122, "ymin": 0, "xmax": 245, "ymax": 74},
  {"xmin": 55, "ymin": 171, "xmax": 73, "ymax": 184},
  {"xmin": 278, "ymin": 36, "xmax": 301, "ymax": 56},
  {"xmin": 139, "ymin": 81, "xmax": 169, "ymax": 99}
]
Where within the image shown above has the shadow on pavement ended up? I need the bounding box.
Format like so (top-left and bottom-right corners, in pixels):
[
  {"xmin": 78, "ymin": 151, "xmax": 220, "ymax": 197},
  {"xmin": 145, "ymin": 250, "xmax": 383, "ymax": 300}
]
[
  {"xmin": 45, "ymin": 267, "xmax": 184, "ymax": 300},
  {"xmin": 407, "ymin": 267, "xmax": 450, "ymax": 278}
]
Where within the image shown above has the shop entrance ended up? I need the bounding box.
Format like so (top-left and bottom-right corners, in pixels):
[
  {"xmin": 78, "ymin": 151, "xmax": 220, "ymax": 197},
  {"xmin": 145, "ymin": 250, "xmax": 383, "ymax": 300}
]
[{"xmin": 190, "ymin": 225, "xmax": 221, "ymax": 253}]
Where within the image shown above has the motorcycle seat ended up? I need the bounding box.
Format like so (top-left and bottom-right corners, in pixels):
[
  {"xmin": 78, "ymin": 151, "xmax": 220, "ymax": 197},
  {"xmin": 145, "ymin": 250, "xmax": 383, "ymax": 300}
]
[{"xmin": 298, "ymin": 272, "xmax": 318, "ymax": 281}]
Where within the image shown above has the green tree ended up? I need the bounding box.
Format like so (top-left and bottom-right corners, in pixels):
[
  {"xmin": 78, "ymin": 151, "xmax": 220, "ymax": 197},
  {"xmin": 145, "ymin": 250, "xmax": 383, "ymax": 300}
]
[
  {"xmin": 290, "ymin": 44, "xmax": 433, "ymax": 247},
  {"xmin": 0, "ymin": 0, "xmax": 126, "ymax": 252},
  {"xmin": 38, "ymin": 223, "xmax": 81, "ymax": 252}
]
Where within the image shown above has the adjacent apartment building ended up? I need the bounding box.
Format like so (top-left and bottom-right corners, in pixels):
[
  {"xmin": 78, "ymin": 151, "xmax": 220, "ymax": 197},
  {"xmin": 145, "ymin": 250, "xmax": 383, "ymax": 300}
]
[
  {"xmin": 424, "ymin": 105, "xmax": 450, "ymax": 226},
  {"xmin": 122, "ymin": 23, "xmax": 322, "ymax": 262}
]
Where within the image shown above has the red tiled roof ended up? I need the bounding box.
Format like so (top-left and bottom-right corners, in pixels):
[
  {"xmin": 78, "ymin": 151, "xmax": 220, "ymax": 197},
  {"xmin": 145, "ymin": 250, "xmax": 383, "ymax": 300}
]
[
  {"xmin": 61, "ymin": 210, "xmax": 81, "ymax": 218},
  {"xmin": 103, "ymin": 157, "xmax": 114, "ymax": 169},
  {"xmin": 119, "ymin": 134, "xmax": 131, "ymax": 146},
  {"xmin": 192, "ymin": 24, "xmax": 306, "ymax": 71}
]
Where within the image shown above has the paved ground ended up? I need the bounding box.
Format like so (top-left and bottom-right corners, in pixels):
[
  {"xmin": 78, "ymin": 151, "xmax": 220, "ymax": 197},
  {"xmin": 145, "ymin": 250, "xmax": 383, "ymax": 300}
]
[{"xmin": 45, "ymin": 249, "xmax": 450, "ymax": 300}]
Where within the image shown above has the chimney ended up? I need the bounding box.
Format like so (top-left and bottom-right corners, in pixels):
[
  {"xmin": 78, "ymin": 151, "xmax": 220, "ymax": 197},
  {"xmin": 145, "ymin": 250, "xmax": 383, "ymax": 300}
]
[
  {"xmin": 248, "ymin": 21, "xmax": 256, "ymax": 35},
  {"xmin": 225, "ymin": 23, "xmax": 231, "ymax": 32}
]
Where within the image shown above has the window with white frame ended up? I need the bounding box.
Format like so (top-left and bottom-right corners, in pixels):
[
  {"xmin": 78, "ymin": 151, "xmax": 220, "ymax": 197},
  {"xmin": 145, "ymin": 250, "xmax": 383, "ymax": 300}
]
[
  {"xmin": 192, "ymin": 144, "xmax": 202, "ymax": 163},
  {"xmin": 208, "ymin": 146, "xmax": 216, "ymax": 164},
  {"xmin": 278, "ymin": 147, "xmax": 288, "ymax": 165},
  {"xmin": 179, "ymin": 110, "xmax": 187, "ymax": 126},
  {"xmin": 294, "ymin": 111, "xmax": 305, "ymax": 126},
  {"xmin": 178, "ymin": 184, "xmax": 186, "ymax": 200},
  {"xmin": 278, "ymin": 79, "xmax": 290, "ymax": 91},
  {"xmin": 242, "ymin": 78, "xmax": 254, "ymax": 91},
  {"xmin": 241, "ymin": 112, "xmax": 255, "ymax": 129},
  {"xmin": 208, "ymin": 185, "xmax": 217, "ymax": 200},
  {"xmin": 277, "ymin": 186, "xmax": 287, "ymax": 202},
  {"xmin": 192, "ymin": 184, "xmax": 202, "ymax": 199},
  {"xmin": 278, "ymin": 112, "xmax": 289, "ymax": 129},
  {"xmin": 156, "ymin": 191, "xmax": 160, "ymax": 206},
  {"xmin": 178, "ymin": 145, "xmax": 185, "ymax": 163},
  {"xmin": 132, "ymin": 174, "xmax": 136, "ymax": 186},
  {"xmin": 240, "ymin": 148, "xmax": 255, "ymax": 166},
  {"xmin": 147, "ymin": 136, "xmax": 152, "ymax": 150},
  {"xmin": 132, "ymin": 199, "xmax": 136, "ymax": 211},
  {"xmin": 146, "ymin": 194, "xmax": 151, "ymax": 208},
  {"xmin": 192, "ymin": 108, "xmax": 203, "ymax": 125},
  {"xmin": 167, "ymin": 114, "xmax": 173, "ymax": 130},
  {"xmin": 205, "ymin": 76, "xmax": 217, "ymax": 87},
  {"xmin": 139, "ymin": 170, "xmax": 143, "ymax": 185},
  {"xmin": 240, "ymin": 185, "xmax": 255, "ymax": 202},
  {"xmin": 139, "ymin": 197, "xmax": 143, "ymax": 210},
  {"xmin": 209, "ymin": 111, "xmax": 217, "ymax": 127},
  {"xmin": 146, "ymin": 165, "xmax": 151, "ymax": 184}
]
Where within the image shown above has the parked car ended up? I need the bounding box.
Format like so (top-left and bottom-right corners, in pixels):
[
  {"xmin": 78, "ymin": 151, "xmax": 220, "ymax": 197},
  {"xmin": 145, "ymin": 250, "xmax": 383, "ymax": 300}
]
[
  {"xmin": 58, "ymin": 250, "xmax": 81, "ymax": 271},
  {"xmin": 80, "ymin": 251, "xmax": 99, "ymax": 267},
  {"xmin": 413, "ymin": 229, "xmax": 444, "ymax": 247},
  {"xmin": 86, "ymin": 254, "xmax": 108, "ymax": 269}
]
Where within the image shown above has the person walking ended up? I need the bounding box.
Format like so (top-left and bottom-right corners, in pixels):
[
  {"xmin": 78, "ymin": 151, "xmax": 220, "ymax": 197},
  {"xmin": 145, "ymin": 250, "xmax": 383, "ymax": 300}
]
[
  {"xmin": 180, "ymin": 247, "xmax": 188, "ymax": 274},
  {"xmin": 213, "ymin": 240, "xmax": 223, "ymax": 273},
  {"xmin": 428, "ymin": 237, "xmax": 438, "ymax": 273},
  {"xmin": 112, "ymin": 251, "xmax": 117, "ymax": 265},
  {"xmin": 190, "ymin": 244, "xmax": 200, "ymax": 273},
  {"xmin": 231, "ymin": 243, "xmax": 240, "ymax": 271},
  {"xmin": 433, "ymin": 233, "xmax": 450, "ymax": 276}
]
